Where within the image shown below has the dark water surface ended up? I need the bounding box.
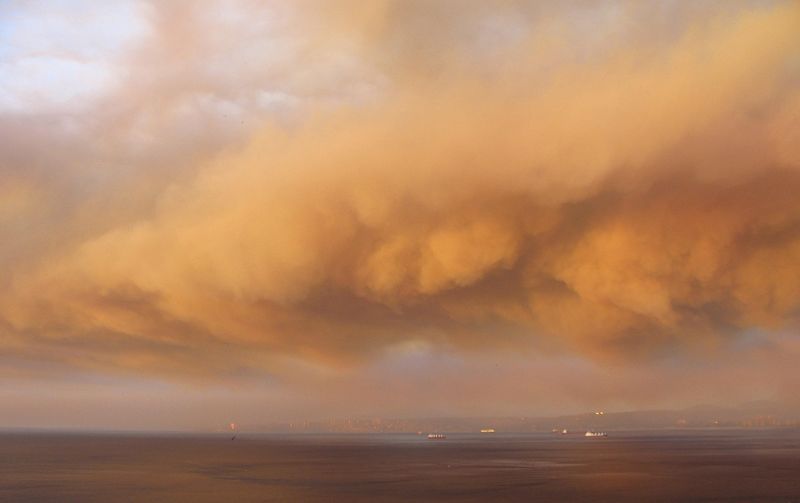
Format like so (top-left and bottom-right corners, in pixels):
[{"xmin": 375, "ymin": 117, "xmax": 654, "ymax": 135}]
[{"xmin": 2, "ymin": 430, "xmax": 800, "ymax": 502}]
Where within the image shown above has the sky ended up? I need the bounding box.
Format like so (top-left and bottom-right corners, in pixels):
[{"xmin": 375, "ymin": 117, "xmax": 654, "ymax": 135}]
[{"xmin": 1, "ymin": 0, "xmax": 800, "ymax": 431}]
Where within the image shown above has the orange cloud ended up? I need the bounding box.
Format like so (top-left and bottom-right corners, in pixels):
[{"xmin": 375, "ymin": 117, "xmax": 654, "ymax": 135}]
[{"xmin": 1, "ymin": 1, "xmax": 799, "ymax": 379}]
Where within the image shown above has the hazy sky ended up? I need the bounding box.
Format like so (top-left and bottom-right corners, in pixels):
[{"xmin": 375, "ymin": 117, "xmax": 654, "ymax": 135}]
[{"xmin": 1, "ymin": 0, "xmax": 800, "ymax": 430}]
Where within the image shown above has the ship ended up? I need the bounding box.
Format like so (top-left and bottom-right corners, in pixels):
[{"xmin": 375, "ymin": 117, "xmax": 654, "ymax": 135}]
[
  {"xmin": 480, "ymin": 428, "xmax": 495, "ymax": 433},
  {"xmin": 427, "ymin": 433, "xmax": 446, "ymax": 440},
  {"xmin": 584, "ymin": 431, "xmax": 607, "ymax": 437}
]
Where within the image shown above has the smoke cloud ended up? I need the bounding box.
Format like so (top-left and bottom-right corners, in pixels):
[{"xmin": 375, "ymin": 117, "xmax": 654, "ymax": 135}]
[{"xmin": 1, "ymin": 0, "xmax": 800, "ymax": 381}]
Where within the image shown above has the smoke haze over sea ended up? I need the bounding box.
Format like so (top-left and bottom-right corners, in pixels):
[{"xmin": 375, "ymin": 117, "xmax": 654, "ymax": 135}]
[{"xmin": 1, "ymin": 1, "xmax": 800, "ymax": 427}]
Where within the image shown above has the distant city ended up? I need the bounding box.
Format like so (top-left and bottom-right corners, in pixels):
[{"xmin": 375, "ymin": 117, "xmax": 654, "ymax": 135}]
[{"xmin": 243, "ymin": 402, "xmax": 800, "ymax": 433}]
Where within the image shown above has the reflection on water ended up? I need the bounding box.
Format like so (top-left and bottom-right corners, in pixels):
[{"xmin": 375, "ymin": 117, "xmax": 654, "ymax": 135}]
[{"xmin": 1, "ymin": 430, "xmax": 800, "ymax": 502}]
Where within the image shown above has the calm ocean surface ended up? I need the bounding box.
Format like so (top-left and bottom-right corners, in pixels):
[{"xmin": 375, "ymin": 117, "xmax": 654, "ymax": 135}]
[{"xmin": 2, "ymin": 429, "xmax": 800, "ymax": 502}]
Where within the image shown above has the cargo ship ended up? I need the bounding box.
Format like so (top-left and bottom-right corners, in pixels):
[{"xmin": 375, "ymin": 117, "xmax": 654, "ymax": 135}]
[
  {"xmin": 584, "ymin": 431, "xmax": 607, "ymax": 437},
  {"xmin": 427, "ymin": 433, "xmax": 446, "ymax": 440}
]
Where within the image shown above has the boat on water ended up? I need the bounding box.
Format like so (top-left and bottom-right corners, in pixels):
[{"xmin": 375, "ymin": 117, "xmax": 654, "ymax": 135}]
[
  {"xmin": 480, "ymin": 428, "xmax": 495, "ymax": 433},
  {"xmin": 427, "ymin": 433, "xmax": 446, "ymax": 440},
  {"xmin": 584, "ymin": 431, "xmax": 607, "ymax": 437}
]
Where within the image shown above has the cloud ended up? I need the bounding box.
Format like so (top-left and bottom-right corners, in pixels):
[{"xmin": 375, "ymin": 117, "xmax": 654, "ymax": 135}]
[{"xmin": 1, "ymin": 0, "xmax": 799, "ymax": 380}]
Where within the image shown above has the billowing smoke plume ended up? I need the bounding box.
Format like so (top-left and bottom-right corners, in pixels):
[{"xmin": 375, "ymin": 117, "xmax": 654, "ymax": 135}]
[{"xmin": 1, "ymin": 0, "xmax": 800, "ymax": 378}]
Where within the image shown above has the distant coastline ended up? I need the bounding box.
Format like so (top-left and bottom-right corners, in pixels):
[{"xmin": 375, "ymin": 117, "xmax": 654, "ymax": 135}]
[{"xmin": 244, "ymin": 402, "xmax": 800, "ymax": 434}]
